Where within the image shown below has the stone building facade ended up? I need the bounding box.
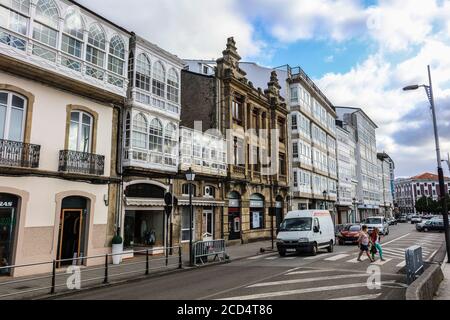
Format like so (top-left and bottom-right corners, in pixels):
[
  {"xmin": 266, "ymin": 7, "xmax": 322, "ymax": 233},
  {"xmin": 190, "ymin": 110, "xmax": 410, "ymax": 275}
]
[{"xmin": 181, "ymin": 38, "xmax": 289, "ymax": 244}]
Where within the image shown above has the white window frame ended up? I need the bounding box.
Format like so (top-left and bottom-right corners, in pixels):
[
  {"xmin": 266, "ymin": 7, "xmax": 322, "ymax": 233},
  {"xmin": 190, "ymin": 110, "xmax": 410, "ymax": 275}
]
[
  {"xmin": 0, "ymin": 90, "xmax": 27, "ymax": 142},
  {"xmin": 69, "ymin": 110, "xmax": 93, "ymax": 153}
]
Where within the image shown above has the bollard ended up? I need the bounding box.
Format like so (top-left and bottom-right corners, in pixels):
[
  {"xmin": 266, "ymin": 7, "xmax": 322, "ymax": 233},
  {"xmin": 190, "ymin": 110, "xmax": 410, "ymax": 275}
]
[
  {"xmin": 50, "ymin": 260, "xmax": 56, "ymax": 294},
  {"xmin": 103, "ymin": 254, "xmax": 109, "ymax": 284},
  {"xmin": 146, "ymin": 250, "xmax": 149, "ymax": 275},
  {"xmin": 178, "ymin": 246, "xmax": 182, "ymax": 269},
  {"xmin": 166, "ymin": 247, "xmax": 169, "ymax": 267}
]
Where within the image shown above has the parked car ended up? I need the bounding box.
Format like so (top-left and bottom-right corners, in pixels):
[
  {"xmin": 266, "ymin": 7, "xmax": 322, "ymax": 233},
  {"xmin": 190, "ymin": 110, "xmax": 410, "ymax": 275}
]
[
  {"xmin": 406, "ymin": 213, "xmax": 413, "ymax": 221},
  {"xmin": 416, "ymin": 219, "xmax": 444, "ymax": 232},
  {"xmin": 335, "ymin": 224, "xmax": 348, "ymax": 238},
  {"xmin": 277, "ymin": 210, "xmax": 335, "ymax": 256},
  {"xmin": 337, "ymin": 224, "xmax": 362, "ymax": 245},
  {"xmin": 388, "ymin": 218, "xmax": 397, "ymax": 225},
  {"xmin": 362, "ymin": 216, "xmax": 389, "ymax": 235},
  {"xmin": 398, "ymin": 214, "xmax": 407, "ymax": 223},
  {"xmin": 411, "ymin": 215, "xmax": 422, "ymax": 224}
]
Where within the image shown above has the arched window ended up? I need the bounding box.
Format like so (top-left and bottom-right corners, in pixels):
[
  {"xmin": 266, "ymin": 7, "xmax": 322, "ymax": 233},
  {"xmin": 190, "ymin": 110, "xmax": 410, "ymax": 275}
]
[
  {"xmin": 0, "ymin": 91, "xmax": 27, "ymax": 142},
  {"xmin": 0, "ymin": 0, "xmax": 29, "ymax": 50},
  {"xmin": 32, "ymin": 0, "xmax": 59, "ymax": 61},
  {"xmin": 135, "ymin": 53, "xmax": 151, "ymax": 92},
  {"xmin": 152, "ymin": 61, "xmax": 165, "ymax": 98},
  {"xmin": 149, "ymin": 118, "xmax": 163, "ymax": 153},
  {"xmin": 131, "ymin": 113, "xmax": 147, "ymax": 149},
  {"xmin": 108, "ymin": 35, "xmax": 125, "ymax": 76},
  {"xmin": 69, "ymin": 110, "xmax": 93, "ymax": 153},
  {"xmin": 61, "ymin": 8, "xmax": 84, "ymax": 71},
  {"xmin": 164, "ymin": 123, "xmax": 177, "ymax": 155},
  {"xmin": 86, "ymin": 24, "xmax": 106, "ymax": 79},
  {"xmin": 167, "ymin": 68, "xmax": 179, "ymax": 103}
]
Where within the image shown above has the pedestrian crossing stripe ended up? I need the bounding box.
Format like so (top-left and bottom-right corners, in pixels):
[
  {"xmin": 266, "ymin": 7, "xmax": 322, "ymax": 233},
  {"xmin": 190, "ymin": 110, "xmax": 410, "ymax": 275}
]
[
  {"xmin": 330, "ymin": 293, "xmax": 382, "ymax": 300},
  {"xmin": 304, "ymin": 253, "xmax": 334, "ymax": 260},
  {"xmin": 396, "ymin": 261, "xmax": 406, "ymax": 268},
  {"xmin": 247, "ymin": 274, "xmax": 375, "ymax": 288},
  {"xmin": 265, "ymin": 256, "xmax": 278, "ymax": 260},
  {"xmin": 347, "ymin": 256, "xmax": 368, "ymax": 263},
  {"xmin": 372, "ymin": 258, "xmax": 392, "ymax": 266},
  {"xmin": 285, "ymin": 269, "xmax": 336, "ymax": 276},
  {"xmin": 324, "ymin": 254, "xmax": 350, "ymax": 261}
]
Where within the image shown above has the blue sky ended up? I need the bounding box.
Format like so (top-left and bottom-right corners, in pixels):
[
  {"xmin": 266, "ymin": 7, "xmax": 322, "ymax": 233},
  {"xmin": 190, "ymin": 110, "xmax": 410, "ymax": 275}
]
[{"xmin": 79, "ymin": 0, "xmax": 450, "ymax": 177}]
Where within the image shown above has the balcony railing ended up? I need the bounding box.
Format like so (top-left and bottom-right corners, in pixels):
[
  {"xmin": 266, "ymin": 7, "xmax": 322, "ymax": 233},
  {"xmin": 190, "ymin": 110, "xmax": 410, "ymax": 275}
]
[
  {"xmin": 58, "ymin": 150, "xmax": 105, "ymax": 176},
  {"xmin": 0, "ymin": 139, "xmax": 40, "ymax": 168},
  {"xmin": 233, "ymin": 165, "xmax": 246, "ymax": 175}
]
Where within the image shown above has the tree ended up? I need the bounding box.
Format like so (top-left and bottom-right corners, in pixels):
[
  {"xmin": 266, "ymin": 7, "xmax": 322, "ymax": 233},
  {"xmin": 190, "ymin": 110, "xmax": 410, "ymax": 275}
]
[{"xmin": 415, "ymin": 196, "xmax": 431, "ymax": 214}]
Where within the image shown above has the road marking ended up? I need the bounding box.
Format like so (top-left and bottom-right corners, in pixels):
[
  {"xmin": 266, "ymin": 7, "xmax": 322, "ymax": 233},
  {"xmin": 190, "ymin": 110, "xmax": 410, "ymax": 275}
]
[
  {"xmin": 218, "ymin": 281, "xmax": 397, "ymax": 300},
  {"xmin": 248, "ymin": 274, "xmax": 370, "ymax": 288},
  {"xmin": 396, "ymin": 261, "xmax": 406, "ymax": 268},
  {"xmin": 286, "ymin": 269, "xmax": 335, "ymax": 276},
  {"xmin": 285, "ymin": 257, "xmax": 296, "ymax": 260},
  {"xmin": 382, "ymin": 233, "xmax": 411, "ymax": 246},
  {"xmin": 426, "ymin": 250, "xmax": 438, "ymax": 262},
  {"xmin": 329, "ymin": 293, "xmax": 382, "ymax": 300},
  {"xmin": 265, "ymin": 257, "xmax": 278, "ymax": 260},
  {"xmin": 347, "ymin": 256, "xmax": 368, "ymax": 263},
  {"xmin": 382, "ymin": 249, "xmax": 406, "ymax": 258},
  {"xmin": 304, "ymin": 253, "xmax": 334, "ymax": 260},
  {"xmin": 325, "ymin": 254, "xmax": 350, "ymax": 261},
  {"xmin": 372, "ymin": 258, "xmax": 392, "ymax": 266}
]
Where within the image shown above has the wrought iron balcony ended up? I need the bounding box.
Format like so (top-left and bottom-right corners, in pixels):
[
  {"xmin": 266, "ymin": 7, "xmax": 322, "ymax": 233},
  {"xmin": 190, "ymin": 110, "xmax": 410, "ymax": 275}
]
[
  {"xmin": 58, "ymin": 150, "xmax": 105, "ymax": 176},
  {"xmin": 0, "ymin": 139, "xmax": 41, "ymax": 168}
]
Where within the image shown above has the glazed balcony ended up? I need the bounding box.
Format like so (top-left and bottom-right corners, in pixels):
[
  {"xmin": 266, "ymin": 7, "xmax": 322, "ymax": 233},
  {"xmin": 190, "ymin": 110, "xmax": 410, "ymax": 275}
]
[
  {"xmin": 0, "ymin": 139, "xmax": 40, "ymax": 168},
  {"xmin": 58, "ymin": 150, "xmax": 105, "ymax": 176}
]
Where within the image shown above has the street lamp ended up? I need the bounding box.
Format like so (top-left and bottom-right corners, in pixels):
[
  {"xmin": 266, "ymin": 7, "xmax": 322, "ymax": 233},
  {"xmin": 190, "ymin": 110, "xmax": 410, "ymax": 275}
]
[
  {"xmin": 186, "ymin": 167, "xmax": 196, "ymax": 266},
  {"xmin": 352, "ymin": 198, "xmax": 358, "ymax": 223},
  {"xmin": 403, "ymin": 65, "xmax": 450, "ymax": 263}
]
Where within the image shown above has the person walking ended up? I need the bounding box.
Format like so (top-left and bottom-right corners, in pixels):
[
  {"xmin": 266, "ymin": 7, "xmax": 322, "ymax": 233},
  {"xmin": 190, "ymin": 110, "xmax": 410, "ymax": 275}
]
[
  {"xmin": 357, "ymin": 225, "xmax": 374, "ymax": 262},
  {"xmin": 370, "ymin": 227, "xmax": 385, "ymax": 261}
]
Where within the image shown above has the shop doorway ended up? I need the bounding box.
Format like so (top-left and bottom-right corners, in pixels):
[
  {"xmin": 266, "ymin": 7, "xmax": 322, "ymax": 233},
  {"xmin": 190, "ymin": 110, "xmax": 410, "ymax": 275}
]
[
  {"xmin": 57, "ymin": 197, "xmax": 88, "ymax": 267},
  {"xmin": 124, "ymin": 210, "xmax": 164, "ymax": 249},
  {"xmin": 275, "ymin": 196, "xmax": 284, "ymax": 231},
  {"xmin": 202, "ymin": 208, "xmax": 213, "ymax": 241},
  {"xmin": 228, "ymin": 192, "xmax": 241, "ymax": 241},
  {"xmin": 0, "ymin": 194, "xmax": 19, "ymax": 276}
]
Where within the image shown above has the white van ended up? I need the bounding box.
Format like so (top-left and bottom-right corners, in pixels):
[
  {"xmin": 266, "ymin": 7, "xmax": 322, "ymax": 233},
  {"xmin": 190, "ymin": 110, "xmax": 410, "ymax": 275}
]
[{"xmin": 276, "ymin": 210, "xmax": 335, "ymax": 256}]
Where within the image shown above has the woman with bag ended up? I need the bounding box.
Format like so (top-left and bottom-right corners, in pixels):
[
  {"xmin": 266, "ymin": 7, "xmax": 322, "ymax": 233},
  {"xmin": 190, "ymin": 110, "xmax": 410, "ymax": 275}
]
[{"xmin": 370, "ymin": 227, "xmax": 385, "ymax": 261}]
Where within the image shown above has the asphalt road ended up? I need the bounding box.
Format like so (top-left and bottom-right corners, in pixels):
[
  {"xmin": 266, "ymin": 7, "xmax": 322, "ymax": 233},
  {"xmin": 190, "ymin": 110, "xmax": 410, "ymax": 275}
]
[{"xmin": 56, "ymin": 222, "xmax": 445, "ymax": 300}]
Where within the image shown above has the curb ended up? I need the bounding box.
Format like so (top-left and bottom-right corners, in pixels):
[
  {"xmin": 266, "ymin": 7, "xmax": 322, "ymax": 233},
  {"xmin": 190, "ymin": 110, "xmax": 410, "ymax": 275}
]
[{"xmin": 406, "ymin": 243, "xmax": 446, "ymax": 300}]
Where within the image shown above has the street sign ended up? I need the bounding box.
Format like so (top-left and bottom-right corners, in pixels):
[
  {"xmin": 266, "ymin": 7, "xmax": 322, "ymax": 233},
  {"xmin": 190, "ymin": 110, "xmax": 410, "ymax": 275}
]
[
  {"xmin": 164, "ymin": 192, "xmax": 172, "ymax": 206},
  {"xmin": 165, "ymin": 205, "xmax": 173, "ymax": 216}
]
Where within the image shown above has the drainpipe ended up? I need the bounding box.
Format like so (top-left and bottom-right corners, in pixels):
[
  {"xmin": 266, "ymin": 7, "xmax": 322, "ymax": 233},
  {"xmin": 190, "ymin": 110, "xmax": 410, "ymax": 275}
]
[{"xmin": 113, "ymin": 103, "xmax": 124, "ymax": 237}]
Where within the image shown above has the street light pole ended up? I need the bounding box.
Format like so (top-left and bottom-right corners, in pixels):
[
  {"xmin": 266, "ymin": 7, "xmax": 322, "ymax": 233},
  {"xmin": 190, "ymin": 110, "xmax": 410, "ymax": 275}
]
[
  {"xmin": 186, "ymin": 168, "xmax": 196, "ymax": 266},
  {"xmin": 404, "ymin": 65, "xmax": 450, "ymax": 263}
]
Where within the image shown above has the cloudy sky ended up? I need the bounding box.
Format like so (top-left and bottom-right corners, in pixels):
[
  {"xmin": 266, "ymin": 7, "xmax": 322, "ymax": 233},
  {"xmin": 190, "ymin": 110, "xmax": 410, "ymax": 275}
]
[{"xmin": 78, "ymin": 0, "xmax": 450, "ymax": 178}]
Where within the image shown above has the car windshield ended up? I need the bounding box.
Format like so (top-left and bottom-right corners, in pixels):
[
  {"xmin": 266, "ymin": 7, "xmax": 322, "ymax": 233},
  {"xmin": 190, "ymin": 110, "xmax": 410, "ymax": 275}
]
[
  {"xmin": 364, "ymin": 218, "xmax": 382, "ymax": 224},
  {"xmin": 280, "ymin": 218, "xmax": 312, "ymax": 232},
  {"xmin": 345, "ymin": 225, "xmax": 361, "ymax": 232}
]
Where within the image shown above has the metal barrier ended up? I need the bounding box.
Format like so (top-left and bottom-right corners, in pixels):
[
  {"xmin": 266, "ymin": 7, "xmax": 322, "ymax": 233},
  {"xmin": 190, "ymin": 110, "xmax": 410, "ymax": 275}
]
[
  {"xmin": 0, "ymin": 246, "xmax": 182, "ymax": 300},
  {"xmin": 406, "ymin": 245, "xmax": 424, "ymax": 285},
  {"xmin": 193, "ymin": 240, "xmax": 226, "ymax": 266}
]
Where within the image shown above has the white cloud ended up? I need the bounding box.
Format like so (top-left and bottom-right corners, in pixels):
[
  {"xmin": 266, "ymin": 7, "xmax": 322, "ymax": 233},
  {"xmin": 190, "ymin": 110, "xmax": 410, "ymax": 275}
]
[{"xmin": 77, "ymin": 0, "xmax": 264, "ymax": 59}]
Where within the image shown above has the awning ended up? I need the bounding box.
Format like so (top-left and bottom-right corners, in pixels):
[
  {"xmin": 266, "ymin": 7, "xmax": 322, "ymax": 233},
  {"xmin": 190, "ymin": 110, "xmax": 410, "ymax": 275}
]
[
  {"xmin": 125, "ymin": 198, "xmax": 165, "ymax": 207},
  {"xmin": 177, "ymin": 197, "xmax": 225, "ymax": 207}
]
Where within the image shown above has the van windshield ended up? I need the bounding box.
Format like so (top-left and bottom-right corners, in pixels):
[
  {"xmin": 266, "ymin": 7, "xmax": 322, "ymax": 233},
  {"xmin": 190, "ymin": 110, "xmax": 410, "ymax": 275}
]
[
  {"xmin": 280, "ymin": 218, "xmax": 312, "ymax": 232},
  {"xmin": 364, "ymin": 218, "xmax": 382, "ymax": 225}
]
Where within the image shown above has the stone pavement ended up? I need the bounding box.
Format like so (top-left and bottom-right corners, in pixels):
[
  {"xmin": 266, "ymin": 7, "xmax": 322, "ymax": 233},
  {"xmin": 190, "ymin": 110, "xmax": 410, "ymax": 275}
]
[
  {"xmin": 434, "ymin": 257, "xmax": 450, "ymax": 300},
  {"xmin": 0, "ymin": 240, "xmax": 274, "ymax": 300}
]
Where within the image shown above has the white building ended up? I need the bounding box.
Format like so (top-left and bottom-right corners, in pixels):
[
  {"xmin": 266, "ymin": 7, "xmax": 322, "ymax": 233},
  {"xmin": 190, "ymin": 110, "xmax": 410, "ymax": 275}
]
[
  {"xmin": 0, "ymin": 0, "xmax": 130, "ymax": 276},
  {"xmin": 336, "ymin": 107, "xmax": 380, "ymax": 220},
  {"xmin": 377, "ymin": 152, "xmax": 394, "ymax": 217}
]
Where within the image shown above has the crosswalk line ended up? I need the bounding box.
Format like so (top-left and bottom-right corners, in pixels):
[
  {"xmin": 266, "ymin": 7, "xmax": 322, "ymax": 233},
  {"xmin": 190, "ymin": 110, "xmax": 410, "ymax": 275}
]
[
  {"xmin": 265, "ymin": 256, "xmax": 278, "ymax": 260},
  {"xmin": 347, "ymin": 256, "xmax": 368, "ymax": 263},
  {"xmin": 304, "ymin": 253, "xmax": 334, "ymax": 260},
  {"xmin": 285, "ymin": 257, "xmax": 296, "ymax": 260},
  {"xmin": 247, "ymin": 274, "xmax": 369, "ymax": 288},
  {"xmin": 286, "ymin": 269, "xmax": 335, "ymax": 276},
  {"xmin": 330, "ymin": 293, "xmax": 382, "ymax": 300},
  {"xmin": 247, "ymin": 255, "xmax": 267, "ymax": 260},
  {"xmin": 372, "ymin": 258, "xmax": 392, "ymax": 266},
  {"xmin": 396, "ymin": 261, "xmax": 406, "ymax": 268},
  {"xmin": 426, "ymin": 250, "xmax": 438, "ymax": 262},
  {"xmin": 218, "ymin": 281, "xmax": 397, "ymax": 300},
  {"xmin": 325, "ymin": 254, "xmax": 350, "ymax": 261}
]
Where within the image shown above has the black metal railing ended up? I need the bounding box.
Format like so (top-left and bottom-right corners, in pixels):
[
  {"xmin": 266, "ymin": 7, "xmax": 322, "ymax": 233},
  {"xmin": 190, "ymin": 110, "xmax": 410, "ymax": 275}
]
[
  {"xmin": 0, "ymin": 139, "xmax": 41, "ymax": 168},
  {"xmin": 58, "ymin": 150, "xmax": 105, "ymax": 176}
]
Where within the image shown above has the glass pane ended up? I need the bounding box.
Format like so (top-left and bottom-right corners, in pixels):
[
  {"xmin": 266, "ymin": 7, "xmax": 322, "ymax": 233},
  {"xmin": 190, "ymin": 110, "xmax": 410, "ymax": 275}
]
[
  {"xmin": 8, "ymin": 107, "xmax": 23, "ymax": 141},
  {"xmin": 0, "ymin": 92, "xmax": 7, "ymax": 105},
  {"xmin": 81, "ymin": 124, "xmax": 91, "ymax": 152},
  {"xmin": 70, "ymin": 111, "xmax": 79, "ymax": 122},
  {"xmin": 82, "ymin": 113, "xmax": 91, "ymax": 125},
  {"xmin": 0, "ymin": 105, "xmax": 6, "ymax": 139},
  {"xmin": 69, "ymin": 121, "xmax": 78, "ymax": 150},
  {"xmin": 11, "ymin": 95, "xmax": 24, "ymax": 109}
]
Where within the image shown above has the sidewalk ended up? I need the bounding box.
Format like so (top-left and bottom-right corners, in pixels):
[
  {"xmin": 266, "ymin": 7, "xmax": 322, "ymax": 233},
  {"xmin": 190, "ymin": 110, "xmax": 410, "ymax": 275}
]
[
  {"xmin": 434, "ymin": 259, "xmax": 450, "ymax": 300},
  {"xmin": 0, "ymin": 240, "xmax": 272, "ymax": 300}
]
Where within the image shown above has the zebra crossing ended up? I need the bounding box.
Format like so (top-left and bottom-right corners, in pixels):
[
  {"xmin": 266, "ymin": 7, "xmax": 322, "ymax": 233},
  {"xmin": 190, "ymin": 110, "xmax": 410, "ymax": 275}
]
[
  {"xmin": 214, "ymin": 267, "xmax": 406, "ymax": 300},
  {"xmin": 246, "ymin": 232, "xmax": 443, "ymax": 269}
]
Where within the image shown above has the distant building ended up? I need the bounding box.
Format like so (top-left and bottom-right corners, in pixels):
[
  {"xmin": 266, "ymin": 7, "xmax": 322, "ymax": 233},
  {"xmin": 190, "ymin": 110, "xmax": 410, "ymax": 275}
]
[
  {"xmin": 395, "ymin": 173, "xmax": 450, "ymax": 214},
  {"xmin": 377, "ymin": 153, "xmax": 395, "ymax": 217}
]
